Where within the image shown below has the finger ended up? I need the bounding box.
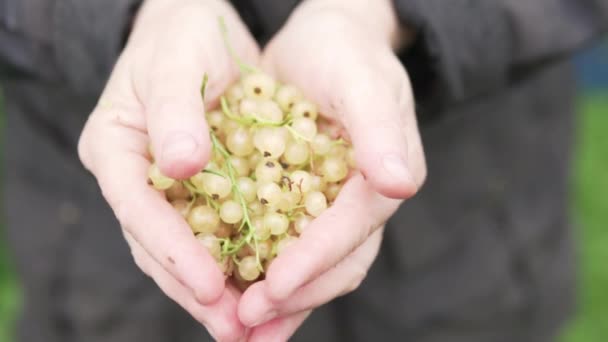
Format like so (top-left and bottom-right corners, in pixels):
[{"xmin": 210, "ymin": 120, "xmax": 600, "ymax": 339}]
[
  {"xmin": 133, "ymin": 4, "xmax": 259, "ymax": 179},
  {"xmin": 239, "ymin": 229, "xmax": 382, "ymax": 327},
  {"xmin": 263, "ymin": 174, "xmax": 399, "ymax": 302},
  {"xmin": 124, "ymin": 232, "xmax": 246, "ymax": 341},
  {"xmin": 81, "ymin": 110, "xmax": 225, "ymax": 304},
  {"xmin": 247, "ymin": 311, "xmax": 312, "ymax": 342},
  {"xmin": 335, "ymin": 64, "xmax": 420, "ymax": 199}
]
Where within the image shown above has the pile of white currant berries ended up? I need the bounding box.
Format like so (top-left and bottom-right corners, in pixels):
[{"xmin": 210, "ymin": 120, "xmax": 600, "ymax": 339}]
[{"xmin": 147, "ymin": 21, "xmax": 355, "ymax": 289}]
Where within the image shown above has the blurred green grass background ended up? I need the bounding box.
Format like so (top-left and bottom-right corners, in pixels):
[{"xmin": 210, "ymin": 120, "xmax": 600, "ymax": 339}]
[{"xmin": 0, "ymin": 94, "xmax": 606, "ymax": 342}]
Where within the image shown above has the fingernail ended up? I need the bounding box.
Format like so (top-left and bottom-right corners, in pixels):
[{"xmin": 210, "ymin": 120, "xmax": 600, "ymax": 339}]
[
  {"xmin": 162, "ymin": 132, "xmax": 198, "ymax": 162},
  {"xmin": 382, "ymin": 154, "xmax": 413, "ymax": 183},
  {"xmin": 251, "ymin": 310, "xmax": 278, "ymax": 327}
]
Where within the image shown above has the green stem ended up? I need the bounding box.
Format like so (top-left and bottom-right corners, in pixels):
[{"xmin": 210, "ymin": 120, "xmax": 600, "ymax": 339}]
[
  {"xmin": 218, "ymin": 17, "xmax": 258, "ymax": 75},
  {"xmin": 210, "ymin": 132, "xmax": 260, "ymax": 262}
]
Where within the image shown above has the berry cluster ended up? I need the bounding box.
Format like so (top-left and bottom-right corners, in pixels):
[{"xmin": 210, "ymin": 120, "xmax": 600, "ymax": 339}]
[{"xmin": 146, "ymin": 21, "xmax": 354, "ymax": 289}]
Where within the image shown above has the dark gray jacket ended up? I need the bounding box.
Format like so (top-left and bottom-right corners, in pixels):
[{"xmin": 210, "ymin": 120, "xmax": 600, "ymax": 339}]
[{"xmin": 1, "ymin": 1, "xmax": 607, "ymax": 342}]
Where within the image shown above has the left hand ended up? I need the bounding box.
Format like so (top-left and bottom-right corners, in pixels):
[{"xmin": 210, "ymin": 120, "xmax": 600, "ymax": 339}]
[{"xmin": 237, "ymin": 0, "xmax": 427, "ymax": 340}]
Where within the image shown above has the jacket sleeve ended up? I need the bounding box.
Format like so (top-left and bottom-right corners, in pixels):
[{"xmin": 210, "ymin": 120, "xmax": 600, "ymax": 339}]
[
  {"xmin": 0, "ymin": 0, "xmax": 141, "ymax": 93},
  {"xmin": 395, "ymin": 0, "xmax": 608, "ymax": 108}
]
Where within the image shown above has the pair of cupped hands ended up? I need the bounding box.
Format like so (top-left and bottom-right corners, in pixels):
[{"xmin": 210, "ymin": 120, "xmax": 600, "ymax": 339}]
[{"xmin": 78, "ymin": 0, "xmax": 426, "ymax": 340}]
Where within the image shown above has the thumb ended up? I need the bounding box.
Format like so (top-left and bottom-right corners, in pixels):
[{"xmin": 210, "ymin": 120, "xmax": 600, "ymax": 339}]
[
  {"xmin": 134, "ymin": 7, "xmax": 258, "ymax": 180},
  {"xmin": 339, "ymin": 72, "xmax": 420, "ymax": 199}
]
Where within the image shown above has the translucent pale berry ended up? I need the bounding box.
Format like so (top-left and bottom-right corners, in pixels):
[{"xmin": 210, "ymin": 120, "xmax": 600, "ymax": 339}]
[
  {"xmin": 276, "ymin": 236, "xmax": 298, "ymax": 255},
  {"xmin": 253, "ymin": 127, "xmax": 287, "ymax": 159},
  {"xmin": 219, "ymin": 200, "xmax": 243, "ymax": 224},
  {"xmin": 294, "ymin": 215, "xmax": 313, "ymax": 234},
  {"xmin": 291, "ymin": 100, "xmax": 318, "ymax": 120},
  {"xmin": 171, "ymin": 199, "xmax": 190, "ymax": 218},
  {"xmin": 148, "ymin": 164, "xmax": 174, "ymax": 190},
  {"xmin": 206, "ymin": 110, "xmax": 225, "ymax": 133},
  {"xmin": 312, "ymin": 133, "xmax": 332, "ymax": 156},
  {"xmin": 242, "ymin": 73, "xmax": 276, "ymax": 100},
  {"xmin": 215, "ymin": 222, "xmax": 233, "ymax": 239},
  {"xmin": 309, "ymin": 175, "xmax": 327, "ymax": 192},
  {"xmin": 324, "ymin": 182, "xmax": 342, "ymax": 202},
  {"xmin": 252, "ymin": 216, "xmax": 271, "ymax": 240},
  {"xmin": 274, "ymin": 85, "xmax": 301, "ymax": 112},
  {"xmin": 227, "ymin": 127, "xmax": 254, "ymax": 157},
  {"xmin": 187, "ymin": 205, "xmax": 220, "ymax": 234},
  {"xmin": 201, "ymin": 173, "xmax": 231, "ymax": 199},
  {"xmin": 321, "ymin": 157, "xmax": 348, "ymax": 183},
  {"xmin": 346, "ymin": 147, "xmax": 356, "ymax": 168},
  {"xmin": 257, "ymin": 240, "xmax": 272, "ymax": 260},
  {"xmin": 264, "ymin": 212, "xmax": 289, "ymax": 236},
  {"xmin": 197, "ymin": 234, "xmax": 222, "ymax": 260},
  {"xmin": 255, "ymin": 160, "xmax": 283, "ymax": 183},
  {"xmin": 291, "ymin": 117, "xmax": 317, "ymax": 141},
  {"xmin": 305, "ymin": 191, "xmax": 328, "ymax": 217},
  {"xmin": 239, "ymin": 98, "xmax": 258, "ymax": 117},
  {"xmin": 238, "ymin": 256, "xmax": 261, "ymax": 281},
  {"xmin": 236, "ymin": 177, "xmax": 257, "ymax": 203},
  {"xmin": 257, "ymin": 100, "xmax": 284, "ymax": 123},
  {"xmin": 226, "ymin": 84, "xmax": 245, "ymax": 104},
  {"xmin": 283, "ymin": 140, "xmax": 309, "ymax": 165},
  {"xmin": 166, "ymin": 182, "xmax": 190, "ymax": 201},
  {"xmin": 257, "ymin": 182, "xmax": 282, "ymax": 207},
  {"xmin": 249, "ymin": 201, "xmax": 265, "ymax": 217},
  {"xmin": 229, "ymin": 156, "xmax": 250, "ymax": 178},
  {"xmin": 290, "ymin": 170, "xmax": 312, "ymax": 194}
]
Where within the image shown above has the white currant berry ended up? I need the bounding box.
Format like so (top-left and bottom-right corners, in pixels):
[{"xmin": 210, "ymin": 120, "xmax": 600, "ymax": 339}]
[
  {"xmin": 165, "ymin": 182, "xmax": 190, "ymax": 201},
  {"xmin": 274, "ymin": 85, "xmax": 301, "ymax": 112},
  {"xmin": 290, "ymin": 170, "xmax": 313, "ymax": 194},
  {"xmin": 201, "ymin": 173, "xmax": 232, "ymax": 200},
  {"xmin": 291, "ymin": 117, "xmax": 317, "ymax": 141},
  {"xmin": 321, "ymin": 157, "xmax": 348, "ymax": 183},
  {"xmin": 309, "ymin": 175, "xmax": 327, "ymax": 192},
  {"xmin": 148, "ymin": 164, "xmax": 174, "ymax": 190},
  {"xmin": 257, "ymin": 182, "xmax": 282, "ymax": 206},
  {"xmin": 264, "ymin": 212, "xmax": 289, "ymax": 236},
  {"xmin": 227, "ymin": 127, "xmax": 255, "ymax": 157},
  {"xmin": 294, "ymin": 215, "xmax": 313, "ymax": 234},
  {"xmin": 283, "ymin": 140, "xmax": 309, "ymax": 165},
  {"xmin": 255, "ymin": 160, "xmax": 283, "ymax": 183},
  {"xmin": 305, "ymin": 191, "xmax": 328, "ymax": 217},
  {"xmin": 219, "ymin": 200, "xmax": 243, "ymax": 224},
  {"xmin": 238, "ymin": 255, "xmax": 261, "ymax": 281},
  {"xmin": 257, "ymin": 100, "xmax": 284, "ymax": 123},
  {"xmin": 236, "ymin": 177, "xmax": 257, "ymax": 203},
  {"xmin": 249, "ymin": 201, "xmax": 265, "ymax": 217},
  {"xmin": 171, "ymin": 199, "xmax": 190, "ymax": 218},
  {"xmin": 242, "ymin": 73, "xmax": 276, "ymax": 100},
  {"xmin": 252, "ymin": 216, "xmax": 271, "ymax": 240},
  {"xmin": 188, "ymin": 205, "xmax": 220, "ymax": 234},
  {"xmin": 197, "ymin": 234, "xmax": 222, "ymax": 260},
  {"xmin": 312, "ymin": 133, "xmax": 332, "ymax": 156},
  {"xmin": 206, "ymin": 110, "xmax": 225, "ymax": 133},
  {"xmin": 229, "ymin": 156, "xmax": 251, "ymax": 178},
  {"xmin": 253, "ymin": 127, "xmax": 287, "ymax": 159},
  {"xmin": 324, "ymin": 182, "xmax": 342, "ymax": 202},
  {"xmin": 239, "ymin": 98, "xmax": 259, "ymax": 117},
  {"xmin": 226, "ymin": 83, "xmax": 245, "ymax": 104},
  {"xmin": 291, "ymin": 100, "xmax": 318, "ymax": 120}
]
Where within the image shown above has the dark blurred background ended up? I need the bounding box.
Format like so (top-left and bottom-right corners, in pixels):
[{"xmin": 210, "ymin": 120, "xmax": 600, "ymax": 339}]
[{"xmin": 0, "ymin": 43, "xmax": 606, "ymax": 341}]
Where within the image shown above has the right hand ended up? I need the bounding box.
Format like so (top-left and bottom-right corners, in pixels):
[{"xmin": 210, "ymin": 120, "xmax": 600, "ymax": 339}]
[{"xmin": 77, "ymin": 0, "xmax": 259, "ymax": 340}]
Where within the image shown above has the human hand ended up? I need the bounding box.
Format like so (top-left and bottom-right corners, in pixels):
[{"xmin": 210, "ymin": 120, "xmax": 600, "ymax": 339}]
[
  {"xmin": 237, "ymin": 0, "xmax": 426, "ymax": 340},
  {"xmin": 77, "ymin": 0, "xmax": 259, "ymax": 340}
]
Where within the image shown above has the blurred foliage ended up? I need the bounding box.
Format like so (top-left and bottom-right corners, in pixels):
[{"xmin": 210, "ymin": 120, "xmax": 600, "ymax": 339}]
[{"xmin": 561, "ymin": 93, "xmax": 608, "ymax": 342}]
